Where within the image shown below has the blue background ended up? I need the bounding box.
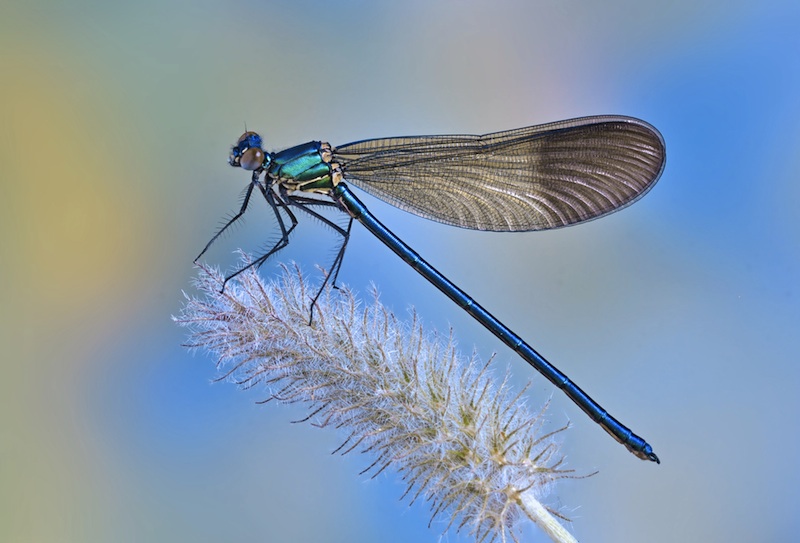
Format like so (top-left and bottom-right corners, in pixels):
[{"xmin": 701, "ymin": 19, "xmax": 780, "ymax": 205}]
[{"xmin": 1, "ymin": 1, "xmax": 798, "ymax": 542}]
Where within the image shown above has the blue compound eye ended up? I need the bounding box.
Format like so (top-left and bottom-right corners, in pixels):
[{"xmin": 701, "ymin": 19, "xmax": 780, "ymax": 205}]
[{"xmin": 237, "ymin": 131, "xmax": 263, "ymax": 149}]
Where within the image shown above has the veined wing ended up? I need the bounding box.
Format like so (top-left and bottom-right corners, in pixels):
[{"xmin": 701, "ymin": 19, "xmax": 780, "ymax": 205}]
[{"xmin": 333, "ymin": 116, "xmax": 666, "ymax": 231}]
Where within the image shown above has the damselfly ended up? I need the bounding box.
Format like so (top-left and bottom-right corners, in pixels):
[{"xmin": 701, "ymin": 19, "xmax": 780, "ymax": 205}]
[{"xmin": 196, "ymin": 116, "xmax": 665, "ymax": 462}]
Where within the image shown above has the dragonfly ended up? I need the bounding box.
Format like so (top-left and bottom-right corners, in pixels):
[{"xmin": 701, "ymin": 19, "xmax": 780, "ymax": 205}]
[{"xmin": 196, "ymin": 115, "xmax": 666, "ymax": 463}]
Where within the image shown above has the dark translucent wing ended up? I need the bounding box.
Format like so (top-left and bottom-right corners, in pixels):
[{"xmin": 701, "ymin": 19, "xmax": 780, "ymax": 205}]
[{"xmin": 333, "ymin": 116, "xmax": 666, "ymax": 231}]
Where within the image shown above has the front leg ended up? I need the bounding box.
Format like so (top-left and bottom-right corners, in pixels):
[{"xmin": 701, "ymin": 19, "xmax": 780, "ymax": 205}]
[{"xmin": 195, "ymin": 182, "xmax": 256, "ymax": 264}]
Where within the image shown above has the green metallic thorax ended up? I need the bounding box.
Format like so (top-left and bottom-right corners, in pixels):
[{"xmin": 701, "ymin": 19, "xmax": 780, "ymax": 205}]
[{"xmin": 268, "ymin": 141, "xmax": 335, "ymax": 194}]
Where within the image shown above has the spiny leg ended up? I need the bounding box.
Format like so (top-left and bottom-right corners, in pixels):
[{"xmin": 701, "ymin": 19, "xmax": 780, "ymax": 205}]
[
  {"xmin": 284, "ymin": 194, "xmax": 349, "ymax": 285},
  {"xmin": 308, "ymin": 217, "xmax": 352, "ymax": 322},
  {"xmin": 195, "ymin": 182, "xmax": 255, "ymax": 263},
  {"xmin": 220, "ymin": 185, "xmax": 298, "ymax": 291},
  {"xmin": 286, "ymin": 194, "xmax": 353, "ymax": 323},
  {"xmin": 324, "ymin": 217, "xmax": 353, "ymax": 289}
]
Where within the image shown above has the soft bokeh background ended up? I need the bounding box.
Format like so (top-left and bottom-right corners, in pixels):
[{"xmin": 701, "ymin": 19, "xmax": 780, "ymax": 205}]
[{"xmin": 2, "ymin": 1, "xmax": 798, "ymax": 542}]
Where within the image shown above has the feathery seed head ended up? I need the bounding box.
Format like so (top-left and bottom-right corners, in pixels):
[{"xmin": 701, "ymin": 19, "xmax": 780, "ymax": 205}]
[{"xmin": 175, "ymin": 259, "xmax": 580, "ymax": 543}]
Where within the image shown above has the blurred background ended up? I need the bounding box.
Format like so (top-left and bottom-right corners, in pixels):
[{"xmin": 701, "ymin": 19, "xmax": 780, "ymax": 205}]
[{"xmin": 1, "ymin": 1, "xmax": 798, "ymax": 542}]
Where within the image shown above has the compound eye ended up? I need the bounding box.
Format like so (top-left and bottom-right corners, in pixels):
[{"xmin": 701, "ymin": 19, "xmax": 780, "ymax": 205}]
[
  {"xmin": 240, "ymin": 147, "xmax": 265, "ymax": 171},
  {"xmin": 238, "ymin": 131, "xmax": 255, "ymax": 144}
]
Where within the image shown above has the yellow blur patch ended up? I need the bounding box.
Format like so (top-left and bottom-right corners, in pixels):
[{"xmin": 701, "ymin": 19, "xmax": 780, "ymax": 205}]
[{"xmin": 0, "ymin": 52, "xmax": 145, "ymax": 315}]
